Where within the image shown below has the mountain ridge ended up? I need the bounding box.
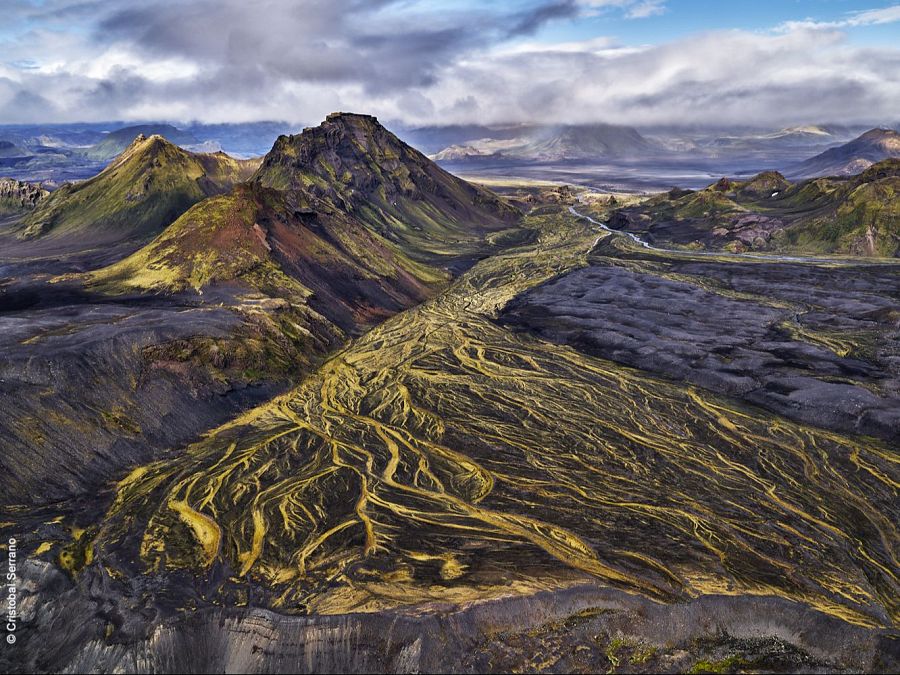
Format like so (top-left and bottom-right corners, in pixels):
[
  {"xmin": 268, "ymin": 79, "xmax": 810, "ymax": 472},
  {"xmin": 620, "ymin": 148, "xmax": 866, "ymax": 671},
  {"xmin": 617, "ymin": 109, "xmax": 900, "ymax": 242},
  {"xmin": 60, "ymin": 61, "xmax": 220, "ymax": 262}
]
[
  {"xmin": 429, "ymin": 123, "xmax": 659, "ymax": 164},
  {"xmin": 18, "ymin": 134, "xmax": 260, "ymax": 244},
  {"xmin": 793, "ymin": 128, "xmax": 900, "ymax": 177},
  {"xmin": 609, "ymin": 158, "xmax": 900, "ymax": 256}
]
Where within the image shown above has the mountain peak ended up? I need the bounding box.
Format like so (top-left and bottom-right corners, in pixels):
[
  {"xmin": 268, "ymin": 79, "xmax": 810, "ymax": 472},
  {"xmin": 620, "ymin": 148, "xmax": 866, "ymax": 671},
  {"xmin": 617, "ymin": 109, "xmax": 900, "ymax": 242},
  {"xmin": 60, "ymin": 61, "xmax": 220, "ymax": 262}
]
[
  {"xmin": 253, "ymin": 113, "xmax": 518, "ymax": 261},
  {"xmin": 324, "ymin": 111, "xmax": 379, "ymax": 124},
  {"xmin": 859, "ymin": 127, "xmax": 898, "ymax": 139}
]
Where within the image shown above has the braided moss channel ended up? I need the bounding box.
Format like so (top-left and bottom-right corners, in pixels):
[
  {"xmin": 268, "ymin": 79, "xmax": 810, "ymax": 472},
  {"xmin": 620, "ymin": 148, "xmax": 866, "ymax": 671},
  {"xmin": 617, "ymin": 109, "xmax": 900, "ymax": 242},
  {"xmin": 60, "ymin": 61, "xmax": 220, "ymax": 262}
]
[{"xmin": 84, "ymin": 207, "xmax": 898, "ymax": 627}]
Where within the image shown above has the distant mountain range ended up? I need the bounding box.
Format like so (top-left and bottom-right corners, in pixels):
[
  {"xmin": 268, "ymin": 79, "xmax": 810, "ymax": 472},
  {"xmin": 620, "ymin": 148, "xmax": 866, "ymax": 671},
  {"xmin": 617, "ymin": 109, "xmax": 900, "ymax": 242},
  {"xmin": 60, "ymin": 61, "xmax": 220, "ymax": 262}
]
[{"xmin": 430, "ymin": 124, "xmax": 660, "ymax": 163}]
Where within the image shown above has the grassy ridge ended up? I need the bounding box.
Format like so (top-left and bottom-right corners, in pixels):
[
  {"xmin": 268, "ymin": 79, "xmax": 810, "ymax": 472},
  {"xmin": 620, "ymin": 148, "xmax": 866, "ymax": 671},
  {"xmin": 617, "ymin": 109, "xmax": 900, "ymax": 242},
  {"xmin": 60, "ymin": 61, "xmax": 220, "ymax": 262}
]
[
  {"xmin": 20, "ymin": 135, "xmax": 259, "ymax": 243},
  {"xmin": 613, "ymin": 159, "xmax": 900, "ymax": 256}
]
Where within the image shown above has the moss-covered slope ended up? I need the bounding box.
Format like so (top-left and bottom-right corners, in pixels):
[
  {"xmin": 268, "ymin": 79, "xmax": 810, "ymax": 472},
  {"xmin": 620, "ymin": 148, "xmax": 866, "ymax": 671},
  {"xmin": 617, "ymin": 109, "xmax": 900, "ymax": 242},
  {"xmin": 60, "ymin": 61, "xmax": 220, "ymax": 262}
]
[
  {"xmin": 89, "ymin": 182, "xmax": 449, "ymax": 331},
  {"xmin": 610, "ymin": 160, "xmax": 900, "ymax": 256},
  {"xmin": 253, "ymin": 112, "xmax": 519, "ymax": 262},
  {"xmin": 19, "ymin": 135, "xmax": 260, "ymax": 243},
  {"xmin": 78, "ymin": 124, "xmax": 200, "ymax": 161}
]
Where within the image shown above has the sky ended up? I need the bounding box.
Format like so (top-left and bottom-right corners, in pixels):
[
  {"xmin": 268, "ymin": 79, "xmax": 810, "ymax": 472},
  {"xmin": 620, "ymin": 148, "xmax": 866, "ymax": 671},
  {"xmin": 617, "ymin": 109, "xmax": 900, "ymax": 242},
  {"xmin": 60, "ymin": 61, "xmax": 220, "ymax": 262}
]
[{"xmin": 1, "ymin": 0, "xmax": 899, "ymax": 128}]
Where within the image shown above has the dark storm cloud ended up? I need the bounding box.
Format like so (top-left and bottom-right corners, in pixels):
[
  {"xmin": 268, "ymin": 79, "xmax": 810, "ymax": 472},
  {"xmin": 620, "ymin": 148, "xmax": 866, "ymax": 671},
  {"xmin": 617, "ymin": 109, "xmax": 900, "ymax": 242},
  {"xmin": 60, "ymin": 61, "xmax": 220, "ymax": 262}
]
[{"xmin": 95, "ymin": 0, "xmax": 569, "ymax": 92}]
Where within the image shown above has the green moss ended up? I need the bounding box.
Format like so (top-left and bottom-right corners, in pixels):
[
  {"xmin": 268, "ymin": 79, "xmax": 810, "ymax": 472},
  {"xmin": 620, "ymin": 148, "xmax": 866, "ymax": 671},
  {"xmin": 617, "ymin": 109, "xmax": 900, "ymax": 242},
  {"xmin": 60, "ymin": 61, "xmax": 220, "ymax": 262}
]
[
  {"xmin": 688, "ymin": 655, "xmax": 747, "ymax": 674},
  {"xmin": 99, "ymin": 407, "xmax": 141, "ymax": 436},
  {"xmin": 22, "ymin": 136, "xmax": 253, "ymax": 242},
  {"xmin": 605, "ymin": 637, "xmax": 627, "ymax": 669},
  {"xmin": 630, "ymin": 644, "xmax": 657, "ymax": 664}
]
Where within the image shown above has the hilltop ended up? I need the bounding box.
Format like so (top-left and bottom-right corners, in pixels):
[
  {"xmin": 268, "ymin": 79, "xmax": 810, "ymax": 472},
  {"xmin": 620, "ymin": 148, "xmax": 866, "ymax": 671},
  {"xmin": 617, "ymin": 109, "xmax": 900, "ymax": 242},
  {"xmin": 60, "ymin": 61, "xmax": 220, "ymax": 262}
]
[
  {"xmin": 79, "ymin": 124, "xmax": 200, "ymax": 161},
  {"xmin": 18, "ymin": 134, "xmax": 260, "ymax": 244},
  {"xmin": 609, "ymin": 159, "xmax": 900, "ymax": 256},
  {"xmin": 253, "ymin": 112, "xmax": 519, "ymax": 261}
]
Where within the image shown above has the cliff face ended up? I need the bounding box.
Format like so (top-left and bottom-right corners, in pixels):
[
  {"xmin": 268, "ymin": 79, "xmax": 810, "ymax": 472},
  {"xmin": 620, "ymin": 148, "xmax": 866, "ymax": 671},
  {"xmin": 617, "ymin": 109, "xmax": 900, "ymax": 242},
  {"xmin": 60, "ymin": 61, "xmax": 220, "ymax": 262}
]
[{"xmin": 8, "ymin": 560, "xmax": 893, "ymax": 673}]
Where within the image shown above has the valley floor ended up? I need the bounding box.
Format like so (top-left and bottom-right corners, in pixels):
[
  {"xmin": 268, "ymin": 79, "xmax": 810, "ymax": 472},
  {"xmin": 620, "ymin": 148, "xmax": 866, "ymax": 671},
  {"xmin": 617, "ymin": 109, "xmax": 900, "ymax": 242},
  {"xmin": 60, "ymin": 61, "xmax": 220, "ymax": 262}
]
[{"xmin": 2, "ymin": 202, "xmax": 899, "ymax": 673}]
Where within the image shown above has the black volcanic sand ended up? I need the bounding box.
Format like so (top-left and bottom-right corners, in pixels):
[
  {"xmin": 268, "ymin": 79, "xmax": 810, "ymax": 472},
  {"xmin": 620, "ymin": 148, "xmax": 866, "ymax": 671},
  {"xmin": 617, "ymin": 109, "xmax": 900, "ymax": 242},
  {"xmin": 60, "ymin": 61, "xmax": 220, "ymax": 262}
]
[
  {"xmin": 500, "ymin": 239, "xmax": 900, "ymax": 441},
  {"xmin": 0, "ymin": 280, "xmax": 293, "ymax": 508},
  {"xmin": 0, "ymin": 216, "xmax": 154, "ymax": 278}
]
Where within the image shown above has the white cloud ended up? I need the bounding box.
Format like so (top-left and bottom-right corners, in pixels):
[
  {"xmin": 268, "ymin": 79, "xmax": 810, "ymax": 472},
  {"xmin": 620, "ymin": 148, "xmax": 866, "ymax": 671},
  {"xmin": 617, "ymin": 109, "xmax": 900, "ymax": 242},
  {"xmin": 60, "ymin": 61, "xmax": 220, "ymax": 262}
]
[
  {"xmin": 0, "ymin": 1, "xmax": 897, "ymax": 128},
  {"xmin": 625, "ymin": 1, "xmax": 666, "ymax": 19},
  {"xmin": 777, "ymin": 3, "xmax": 900, "ymax": 32},
  {"xmin": 577, "ymin": 0, "xmax": 667, "ymax": 19}
]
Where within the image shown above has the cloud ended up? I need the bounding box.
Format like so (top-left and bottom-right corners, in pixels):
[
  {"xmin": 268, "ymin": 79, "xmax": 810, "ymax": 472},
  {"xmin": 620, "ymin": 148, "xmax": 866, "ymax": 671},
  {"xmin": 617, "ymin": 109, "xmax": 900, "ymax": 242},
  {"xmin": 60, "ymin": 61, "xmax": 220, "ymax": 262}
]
[
  {"xmin": 777, "ymin": 3, "xmax": 900, "ymax": 32},
  {"xmin": 577, "ymin": 0, "xmax": 667, "ymax": 19},
  {"xmin": 0, "ymin": 0, "xmax": 897, "ymax": 128}
]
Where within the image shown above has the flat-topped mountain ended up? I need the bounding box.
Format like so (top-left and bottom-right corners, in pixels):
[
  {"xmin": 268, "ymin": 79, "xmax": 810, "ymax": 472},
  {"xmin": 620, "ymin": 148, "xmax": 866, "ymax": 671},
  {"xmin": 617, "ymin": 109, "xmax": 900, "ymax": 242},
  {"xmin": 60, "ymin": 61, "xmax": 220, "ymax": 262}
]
[
  {"xmin": 793, "ymin": 128, "xmax": 900, "ymax": 177},
  {"xmin": 18, "ymin": 134, "xmax": 260, "ymax": 244}
]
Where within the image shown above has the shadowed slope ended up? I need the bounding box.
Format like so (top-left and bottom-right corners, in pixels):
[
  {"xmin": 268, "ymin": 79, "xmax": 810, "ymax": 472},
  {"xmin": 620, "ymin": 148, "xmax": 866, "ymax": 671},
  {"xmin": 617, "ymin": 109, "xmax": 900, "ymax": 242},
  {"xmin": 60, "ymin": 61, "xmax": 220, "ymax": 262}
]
[
  {"xmin": 794, "ymin": 129, "xmax": 900, "ymax": 177},
  {"xmin": 89, "ymin": 183, "xmax": 448, "ymax": 331}
]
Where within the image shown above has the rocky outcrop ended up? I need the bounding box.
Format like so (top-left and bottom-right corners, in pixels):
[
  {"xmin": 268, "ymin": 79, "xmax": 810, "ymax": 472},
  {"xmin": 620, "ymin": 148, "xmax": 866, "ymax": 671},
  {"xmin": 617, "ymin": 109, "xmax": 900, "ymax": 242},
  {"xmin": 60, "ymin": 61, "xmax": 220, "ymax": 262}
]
[{"xmin": 0, "ymin": 177, "xmax": 48, "ymax": 213}]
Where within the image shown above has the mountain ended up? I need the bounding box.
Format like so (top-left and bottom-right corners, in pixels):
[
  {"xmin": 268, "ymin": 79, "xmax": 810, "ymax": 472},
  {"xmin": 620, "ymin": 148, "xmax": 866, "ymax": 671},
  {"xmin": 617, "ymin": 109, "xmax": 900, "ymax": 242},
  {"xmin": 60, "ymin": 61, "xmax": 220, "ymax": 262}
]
[
  {"xmin": 18, "ymin": 135, "xmax": 260, "ymax": 243},
  {"xmin": 708, "ymin": 125, "xmax": 843, "ymax": 151},
  {"xmin": 397, "ymin": 123, "xmax": 531, "ymax": 154},
  {"xmin": 515, "ymin": 124, "xmax": 658, "ymax": 161},
  {"xmin": 0, "ymin": 177, "xmax": 48, "ymax": 215},
  {"xmin": 609, "ymin": 159, "xmax": 900, "ymax": 256},
  {"xmin": 792, "ymin": 128, "xmax": 900, "ymax": 177},
  {"xmin": 253, "ymin": 112, "xmax": 518, "ymax": 261},
  {"xmin": 80, "ymin": 124, "xmax": 200, "ymax": 161},
  {"xmin": 430, "ymin": 123, "xmax": 659, "ymax": 164},
  {"xmin": 90, "ymin": 113, "xmax": 520, "ymax": 329}
]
